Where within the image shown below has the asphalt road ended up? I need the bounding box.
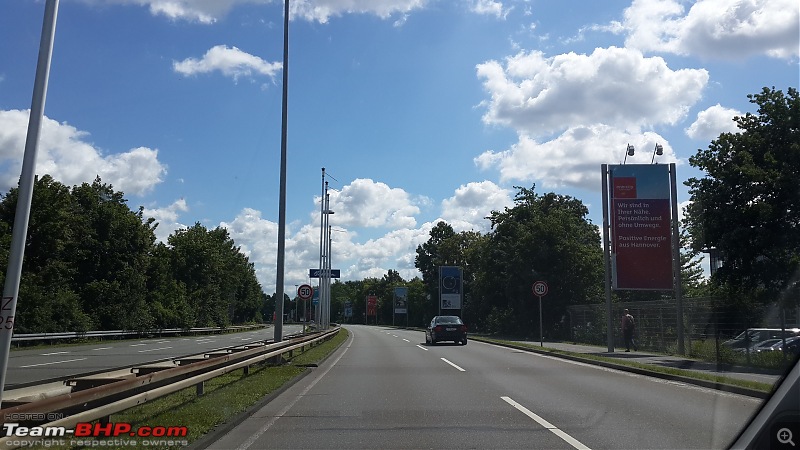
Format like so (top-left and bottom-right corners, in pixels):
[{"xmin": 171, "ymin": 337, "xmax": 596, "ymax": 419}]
[
  {"xmin": 5, "ymin": 325, "xmax": 304, "ymax": 387},
  {"xmin": 207, "ymin": 324, "xmax": 763, "ymax": 450}
]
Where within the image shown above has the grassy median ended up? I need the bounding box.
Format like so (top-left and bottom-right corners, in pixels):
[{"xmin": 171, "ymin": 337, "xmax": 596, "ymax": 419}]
[{"xmin": 46, "ymin": 328, "xmax": 349, "ymax": 450}]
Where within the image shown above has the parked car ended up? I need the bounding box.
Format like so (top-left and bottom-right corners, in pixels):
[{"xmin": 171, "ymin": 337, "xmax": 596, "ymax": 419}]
[
  {"xmin": 733, "ymin": 338, "xmax": 783, "ymax": 353},
  {"xmin": 425, "ymin": 315, "xmax": 467, "ymax": 345},
  {"xmin": 722, "ymin": 328, "xmax": 800, "ymax": 350},
  {"xmin": 761, "ymin": 336, "xmax": 800, "ymax": 355}
]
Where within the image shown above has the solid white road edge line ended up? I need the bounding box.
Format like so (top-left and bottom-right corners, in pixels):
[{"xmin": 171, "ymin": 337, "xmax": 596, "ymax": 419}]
[
  {"xmin": 501, "ymin": 396, "xmax": 591, "ymax": 450},
  {"xmin": 236, "ymin": 328, "xmax": 353, "ymax": 450}
]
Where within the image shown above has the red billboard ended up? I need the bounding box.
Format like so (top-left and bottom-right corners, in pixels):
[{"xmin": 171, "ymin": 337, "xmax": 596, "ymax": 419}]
[
  {"xmin": 609, "ymin": 165, "xmax": 673, "ymax": 290},
  {"xmin": 367, "ymin": 295, "xmax": 377, "ymax": 316}
]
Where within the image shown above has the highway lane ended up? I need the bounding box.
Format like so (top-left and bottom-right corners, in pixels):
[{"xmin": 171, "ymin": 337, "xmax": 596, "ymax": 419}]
[
  {"xmin": 5, "ymin": 325, "xmax": 304, "ymax": 387},
  {"xmin": 207, "ymin": 325, "xmax": 763, "ymax": 449}
]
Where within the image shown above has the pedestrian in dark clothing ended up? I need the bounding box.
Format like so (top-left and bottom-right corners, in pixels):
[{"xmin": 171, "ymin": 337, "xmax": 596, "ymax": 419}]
[{"xmin": 622, "ymin": 309, "xmax": 637, "ymax": 352}]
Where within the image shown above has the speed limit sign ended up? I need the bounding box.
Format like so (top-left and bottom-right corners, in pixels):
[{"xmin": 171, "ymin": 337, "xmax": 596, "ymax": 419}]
[
  {"xmin": 297, "ymin": 284, "xmax": 313, "ymax": 301},
  {"xmin": 532, "ymin": 281, "xmax": 548, "ymax": 297}
]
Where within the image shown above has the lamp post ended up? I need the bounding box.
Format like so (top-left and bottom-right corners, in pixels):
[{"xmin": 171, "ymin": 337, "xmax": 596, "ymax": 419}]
[
  {"xmin": 273, "ymin": 0, "xmax": 290, "ymax": 344},
  {"xmin": 623, "ymin": 143, "xmax": 635, "ymax": 164},
  {"xmin": 651, "ymin": 143, "xmax": 663, "ymax": 164},
  {"xmin": 321, "ymin": 185, "xmax": 334, "ymax": 330}
]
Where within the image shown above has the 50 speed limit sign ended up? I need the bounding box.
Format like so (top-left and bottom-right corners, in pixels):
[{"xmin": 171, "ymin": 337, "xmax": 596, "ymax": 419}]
[
  {"xmin": 297, "ymin": 284, "xmax": 313, "ymax": 301},
  {"xmin": 532, "ymin": 281, "xmax": 548, "ymax": 297}
]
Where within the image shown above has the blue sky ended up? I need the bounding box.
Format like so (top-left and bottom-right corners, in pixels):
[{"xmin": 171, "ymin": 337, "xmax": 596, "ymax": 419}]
[{"xmin": 1, "ymin": 0, "xmax": 797, "ymax": 293}]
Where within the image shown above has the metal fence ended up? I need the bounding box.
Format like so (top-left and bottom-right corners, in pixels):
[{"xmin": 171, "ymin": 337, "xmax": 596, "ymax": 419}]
[
  {"xmin": 567, "ymin": 297, "xmax": 783, "ymax": 353},
  {"xmin": 10, "ymin": 324, "xmax": 267, "ymax": 345}
]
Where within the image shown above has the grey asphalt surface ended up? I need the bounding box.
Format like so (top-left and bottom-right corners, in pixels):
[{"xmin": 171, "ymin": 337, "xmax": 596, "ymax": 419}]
[
  {"xmin": 5, "ymin": 324, "xmax": 303, "ymax": 387},
  {"xmin": 205, "ymin": 325, "xmax": 762, "ymax": 449}
]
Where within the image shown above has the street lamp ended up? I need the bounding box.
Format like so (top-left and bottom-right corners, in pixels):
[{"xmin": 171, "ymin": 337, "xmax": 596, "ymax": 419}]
[
  {"xmin": 623, "ymin": 144, "xmax": 635, "ymax": 164},
  {"xmin": 651, "ymin": 143, "xmax": 663, "ymax": 164}
]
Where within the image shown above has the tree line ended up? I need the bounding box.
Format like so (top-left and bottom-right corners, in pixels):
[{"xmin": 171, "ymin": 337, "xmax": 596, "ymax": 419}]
[
  {"xmin": 0, "ymin": 176, "xmax": 265, "ymax": 333},
  {"xmin": 1, "ymin": 87, "xmax": 794, "ymax": 337}
]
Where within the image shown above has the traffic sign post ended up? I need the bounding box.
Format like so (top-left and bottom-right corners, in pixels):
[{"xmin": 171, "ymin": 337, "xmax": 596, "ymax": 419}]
[
  {"xmin": 532, "ymin": 281, "xmax": 548, "ymax": 347},
  {"xmin": 296, "ymin": 285, "xmax": 313, "ymax": 331}
]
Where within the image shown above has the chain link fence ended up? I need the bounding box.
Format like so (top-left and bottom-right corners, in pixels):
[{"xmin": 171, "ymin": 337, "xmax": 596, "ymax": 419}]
[{"xmin": 566, "ymin": 297, "xmax": 799, "ymax": 354}]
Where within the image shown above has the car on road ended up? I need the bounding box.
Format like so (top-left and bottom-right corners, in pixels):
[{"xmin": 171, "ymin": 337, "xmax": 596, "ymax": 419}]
[{"xmin": 425, "ymin": 316, "xmax": 467, "ymax": 345}]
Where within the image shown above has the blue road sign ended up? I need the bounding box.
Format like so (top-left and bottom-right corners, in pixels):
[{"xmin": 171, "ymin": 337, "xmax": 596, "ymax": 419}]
[{"xmin": 309, "ymin": 269, "xmax": 340, "ymax": 278}]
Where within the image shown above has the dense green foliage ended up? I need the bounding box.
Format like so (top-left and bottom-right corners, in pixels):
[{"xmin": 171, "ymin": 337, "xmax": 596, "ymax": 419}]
[
  {"xmin": 473, "ymin": 188, "xmax": 605, "ymax": 336},
  {"xmin": 412, "ymin": 186, "xmax": 606, "ymax": 337},
  {"xmin": 415, "ymin": 187, "xmax": 603, "ymax": 335},
  {"xmin": 0, "ymin": 176, "xmax": 264, "ymax": 332},
  {"xmin": 684, "ymin": 87, "xmax": 799, "ymax": 328}
]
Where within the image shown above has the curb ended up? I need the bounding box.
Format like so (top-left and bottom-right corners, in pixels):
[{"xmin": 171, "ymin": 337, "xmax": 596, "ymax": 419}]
[{"xmin": 470, "ymin": 336, "xmax": 771, "ymax": 399}]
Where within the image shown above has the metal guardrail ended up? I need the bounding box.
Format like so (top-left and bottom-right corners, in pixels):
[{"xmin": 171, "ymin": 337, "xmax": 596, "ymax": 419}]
[
  {"xmin": 10, "ymin": 324, "xmax": 267, "ymax": 343},
  {"xmin": 0, "ymin": 327, "xmax": 340, "ymax": 448}
]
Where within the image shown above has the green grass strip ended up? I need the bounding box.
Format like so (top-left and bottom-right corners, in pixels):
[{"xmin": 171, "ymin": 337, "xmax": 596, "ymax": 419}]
[{"xmin": 473, "ymin": 336, "xmax": 774, "ymax": 394}]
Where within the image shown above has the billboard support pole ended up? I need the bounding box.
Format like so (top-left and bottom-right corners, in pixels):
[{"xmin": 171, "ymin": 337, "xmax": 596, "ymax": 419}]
[
  {"xmin": 670, "ymin": 163, "xmax": 684, "ymax": 355},
  {"xmin": 437, "ymin": 266, "xmax": 441, "ymax": 316},
  {"xmin": 601, "ymin": 164, "xmax": 614, "ymax": 352}
]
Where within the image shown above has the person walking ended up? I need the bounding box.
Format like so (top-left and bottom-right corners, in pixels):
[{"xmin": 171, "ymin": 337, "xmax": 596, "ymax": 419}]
[{"xmin": 621, "ymin": 309, "xmax": 637, "ymax": 352}]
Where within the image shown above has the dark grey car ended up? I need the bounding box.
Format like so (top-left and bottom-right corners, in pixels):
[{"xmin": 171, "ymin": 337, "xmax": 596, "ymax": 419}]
[{"xmin": 425, "ymin": 315, "xmax": 467, "ymax": 345}]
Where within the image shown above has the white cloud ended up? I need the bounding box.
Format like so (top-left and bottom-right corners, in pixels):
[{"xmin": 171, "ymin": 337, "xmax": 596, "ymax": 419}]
[
  {"xmin": 685, "ymin": 104, "xmax": 742, "ymax": 141},
  {"xmin": 219, "ymin": 203, "xmax": 428, "ymax": 291},
  {"xmin": 471, "ymin": 0, "xmax": 510, "ymax": 19},
  {"xmin": 324, "ymin": 178, "xmax": 420, "ymax": 229},
  {"xmin": 173, "ymin": 45, "xmax": 282, "ymax": 82},
  {"xmin": 94, "ymin": 0, "xmax": 428, "ymax": 24},
  {"xmin": 218, "ymin": 180, "xmax": 512, "ymax": 292},
  {"xmin": 143, "ymin": 198, "xmax": 189, "ymax": 242},
  {"xmin": 441, "ymin": 181, "xmax": 513, "ymax": 231},
  {"xmin": 344, "ymin": 225, "xmax": 431, "ymax": 281},
  {"xmin": 220, "ymin": 208, "xmax": 281, "ymax": 291},
  {"xmin": 619, "ymin": 0, "xmax": 799, "ymax": 60},
  {"xmin": 475, "ymin": 125, "xmax": 679, "ymax": 191},
  {"xmin": 476, "ymin": 46, "xmax": 708, "ymax": 137},
  {"xmin": 0, "ymin": 109, "xmax": 166, "ymax": 195},
  {"xmin": 292, "ymin": 0, "xmax": 427, "ymax": 23}
]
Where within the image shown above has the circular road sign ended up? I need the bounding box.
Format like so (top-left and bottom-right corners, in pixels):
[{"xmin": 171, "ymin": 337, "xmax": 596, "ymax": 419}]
[
  {"xmin": 297, "ymin": 284, "xmax": 313, "ymax": 301},
  {"xmin": 532, "ymin": 281, "xmax": 548, "ymax": 297}
]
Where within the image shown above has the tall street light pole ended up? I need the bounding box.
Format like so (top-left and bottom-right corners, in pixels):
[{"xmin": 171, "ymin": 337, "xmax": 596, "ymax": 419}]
[
  {"xmin": 0, "ymin": 0, "xmax": 59, "ymax": 407},
  {"xmin": 273, "ymin": 0, "xmax": 289, "ymax": 343},
  {"xmin": 317, "ymin": 168, "xmax": 325, "ymax": 326}
]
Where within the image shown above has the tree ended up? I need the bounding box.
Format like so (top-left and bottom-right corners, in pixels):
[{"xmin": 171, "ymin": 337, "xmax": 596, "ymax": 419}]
[
  {"xmin": 679, "ymin": 228, "xmax": 709, "ymax": 298},
  {"xmin": 473, "ymin": 186, "xmax": 604, "ymax": 336},
  {"xmin": 168, "ymin": 223, "xmax": 264, "ymax": 327},
  {"xmin": 0, "ymin": 176, "xmax": 92, "ymax": 332},
  {"xmin": 415, "ymin": 221, "xmax": 457, "ymax": 287},
  {"xmin": 70, "ymin": 177, "xmax": 158, "ymax": 330},
  {"xmin": 684, "ymin": 87, "xmax": 799, "ymax": 314}
]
